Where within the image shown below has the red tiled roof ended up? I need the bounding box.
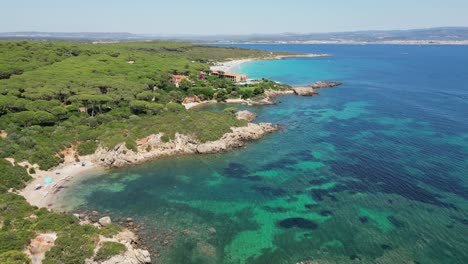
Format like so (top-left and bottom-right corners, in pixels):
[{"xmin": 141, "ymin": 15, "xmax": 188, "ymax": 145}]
[{"xmin": 172, "ymin": 75, "xmax": 189, "ymax": 82}]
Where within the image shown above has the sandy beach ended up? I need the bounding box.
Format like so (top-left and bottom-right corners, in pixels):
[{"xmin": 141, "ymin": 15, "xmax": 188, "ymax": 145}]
[
  {"xmin": 210, "ymin": 54, "xmax": 330, "ymax": 73},
  {"xmin": 19, "ymin": 155, "xmax": 104, "ymax": 209},
  {"xmin": 210, "ymin": 58, "xmax": 257, "ymax": 72}
]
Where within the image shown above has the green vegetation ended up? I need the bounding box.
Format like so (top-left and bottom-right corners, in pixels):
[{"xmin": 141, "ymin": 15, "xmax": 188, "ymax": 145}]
[
  {"xmin": 99, "ymin": 223, "xmax": 122, "ymax": 238},
  {"xmin": 0, "ymin": 160, "xmax": 124, "ymax": 264},
  {"xmin": 43, "ymin": 225, "xmax": 98, "ymax": 264},
  {"xmin": 0, "ymin": 250, "xmax": 32, "ymax": 264},
  {"xmin": 0, "ymin": 41, "xmax": 293, "ymax": 263},
  {"xmin": 0, "ymin": 159, "xmax": 31, "ymax": 191},
  {"xmin": 94, "ymin": 242, "xmax": 126, "ymax": 262},
  {"xmin": 0, "ymin": 41, "xmax": 290, "ymax": 170},
  {"xmin": 223, "ymin": 107, "xmax": 238, "ymax": 115}
]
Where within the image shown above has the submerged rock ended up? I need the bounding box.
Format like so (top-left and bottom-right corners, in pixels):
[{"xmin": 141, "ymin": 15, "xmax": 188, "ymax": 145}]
[
  {"xmin": 277, "ymin": 217, "xmax": 318, "ymax": 229},
  {"xmin": 207, "ymin": 227, "xmax": 217, "ymax": 234},
  {"xmin": 196, "ymin": 241, "xmax": 218, "ymax": 261}
]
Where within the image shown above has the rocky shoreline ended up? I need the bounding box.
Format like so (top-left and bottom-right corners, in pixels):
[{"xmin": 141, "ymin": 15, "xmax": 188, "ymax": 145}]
[
  {"xmin": 77, "ymin": 213, "xmax": 151, "ymax": 264},
  {"xmin": 22, "ymin": 211, "xmax": 151, "ymax": 264},
  {"xmin": 94, "ymin": 121, "xmax": 279, "ymax": 168},
  {"xmin": 18, "ymin": 110, "xmax": 277, "ymax": 263},
  {"xmin": 292, "ymin": 81, "xmax": 343, "ymax": 96},
  {"xmin": 20, "ymin": 110, "xmax": 278, "ymax": 207},
  {"xmin": 183, "ymin": 81, "xmax": 342, "ymax": 110}
]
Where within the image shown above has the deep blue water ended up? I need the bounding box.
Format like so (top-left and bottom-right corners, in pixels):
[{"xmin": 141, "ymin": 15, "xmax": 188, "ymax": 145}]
[{"xmin": 60, "ymin": 45, "xmax": 468, "ymax": 264}]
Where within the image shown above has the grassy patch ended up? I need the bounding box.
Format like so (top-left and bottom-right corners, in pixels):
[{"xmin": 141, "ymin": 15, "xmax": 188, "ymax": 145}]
[
  {"xmin": 43, "ymin": 225, "xmax": 99, "ymax": 264},
  {"xmin": 99, "ymin": 223, "xmax": 122, "ymax": 238},
  {"xmin": 94, "ymin": 242, "xmax": 126, "ymax": 262}
]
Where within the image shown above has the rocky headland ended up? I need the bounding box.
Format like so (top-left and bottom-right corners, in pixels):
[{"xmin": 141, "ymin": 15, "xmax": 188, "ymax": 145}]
[
  {"xmin": 79, "ymin": 215, "xmax": 151, "ymax": 264},
  {"xmin": 20, "ymin": 110, "xmax": 278, "ymax": 208},
  {"xmin": 310, "ymin": 81, "xmax": 343, "ymax": 89},
  {"xmin": 94, "ymin": 121, "xmax": 279, "ymax": 168},
  {"xmin": 23, "ymin": 213, "xmax": 151, "ymax": 264},
  {"xmin": 183, "ymin": 81, "xmax": 342, "ymax": 109},
  {"xmin": 292, "ymin": 81, "xmax": 343, "ymax": 96},
  {"xmin": 292, "ymin": 87, "xmax": 320, "ymax": 96}
]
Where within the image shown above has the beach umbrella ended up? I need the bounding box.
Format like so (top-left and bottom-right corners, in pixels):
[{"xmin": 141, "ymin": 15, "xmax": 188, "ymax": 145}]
[{"xmin": 44, "ymin": 178, "xmax": 53, "ymax": 184}]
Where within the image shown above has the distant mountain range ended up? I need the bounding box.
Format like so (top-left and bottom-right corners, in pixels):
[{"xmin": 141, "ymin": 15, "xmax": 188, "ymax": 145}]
[
  {"xmin": 0, "ymin": 31, "xmax": 139, "ymax": 41},
  {"xmin": 1, "ymin": 27, "xmax": 468, "ymax": 44}
]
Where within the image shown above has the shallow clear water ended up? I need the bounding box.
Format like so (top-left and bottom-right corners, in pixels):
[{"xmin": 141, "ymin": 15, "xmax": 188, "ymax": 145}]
[{"xmin": 58, "ymin": 45, "xmax": 468, "ymax": 264}]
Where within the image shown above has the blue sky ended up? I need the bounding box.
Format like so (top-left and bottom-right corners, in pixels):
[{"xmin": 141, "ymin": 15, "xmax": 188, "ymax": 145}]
[{"xmin": 2, "ymin": 0, "xmax": 468, "ymax": 34}]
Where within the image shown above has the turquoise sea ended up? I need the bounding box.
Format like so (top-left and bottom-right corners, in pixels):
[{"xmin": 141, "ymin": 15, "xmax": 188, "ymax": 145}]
[{"xmin": 58, "ymin": 44, "xmax": 468, "ymax": 264}]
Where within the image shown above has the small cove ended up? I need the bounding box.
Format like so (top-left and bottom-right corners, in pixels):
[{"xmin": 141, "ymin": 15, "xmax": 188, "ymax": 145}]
[{"xmin": 57, "ymin": 44, "xmax": 468, "ymax": 264}]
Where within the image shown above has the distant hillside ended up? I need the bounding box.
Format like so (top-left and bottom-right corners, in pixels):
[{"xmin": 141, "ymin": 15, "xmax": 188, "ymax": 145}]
[
  {"xmin": 0, "ymin": 31, "xmax": 140, "ymax": 41},
  {"xmin": 174, "ymin": 27, "xmax": 468, "ymax": 43},
  {"xmin": 1, "ymin": 27, "xmax": 468, "ymax": 43}
]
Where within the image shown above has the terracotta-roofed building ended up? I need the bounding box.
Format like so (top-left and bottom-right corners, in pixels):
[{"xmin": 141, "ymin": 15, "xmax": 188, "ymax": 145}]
[
  {"xmin": 172, "ymin": 75, "xmax": 190, "ymax": 88},
  {"xmin": 212, "ymin": 71, "xmax": 247, "ymax": 83}
]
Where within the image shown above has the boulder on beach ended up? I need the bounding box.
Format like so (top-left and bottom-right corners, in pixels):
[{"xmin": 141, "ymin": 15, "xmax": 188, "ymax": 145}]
[{"xmin": 99, "ymin": 216, "xmax": 112, "ymax": 226}]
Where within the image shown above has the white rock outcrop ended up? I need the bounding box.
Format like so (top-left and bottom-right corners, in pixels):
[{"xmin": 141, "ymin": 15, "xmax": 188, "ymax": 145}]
[
  {"xmin": 97, "ymin": 248, "xmax": 151, "ymax": 264},
  {"xmin": 94, "ymin": 123, "xmax": 278, "ymax": 168},
  {"xmin": 98, "ymin": 216, "xmax": 112, "ymax": 227},
  {"xmin": 235, "ymin": 110, "xmax": 257, "ymax": 122},
  {"xmin": 292, "ymin": 87, "xmax": 319, "ymax": 96}
]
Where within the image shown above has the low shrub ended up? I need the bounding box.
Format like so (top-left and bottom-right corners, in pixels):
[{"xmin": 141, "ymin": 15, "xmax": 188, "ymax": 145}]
[
  {"xmin": 94, "ymin": 242, "xmax": 126, "ymax": 262},
  {"xmin": 43, "ymin": 225, "xmax": 98, "ymax": 264},
  {"xmin": 99, "ymin": 224, "xmax": 122, "ymax": 238},
  {"xmin": 34, "ymin": 210, "xmax": 78, "ymax": 231},
  {"xmin": 223, "ymin": 107, "xmax": 238, "ymax": 115},
  {"xmin": 77, "ymin": 140, "xmax": 98, "ymax": 155},
  {"xmin": 0, "ymin": 250, "xmax": 32, "ymax": 264},
  {"xmin": 0, "ymin": 159, "xmax": 32, "ymax": 192},
  {"xmin": 0, "ymin": 231, "xmax": 34, "ymax": 254}
]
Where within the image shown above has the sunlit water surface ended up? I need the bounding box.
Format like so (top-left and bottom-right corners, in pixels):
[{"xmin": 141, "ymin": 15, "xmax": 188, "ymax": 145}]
[{"xmin": 57, "ymin": 44, "xmax": 468, "ymax": 264}]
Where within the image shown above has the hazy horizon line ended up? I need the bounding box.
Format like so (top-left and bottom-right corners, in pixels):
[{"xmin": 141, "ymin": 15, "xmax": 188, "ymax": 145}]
[{"xmin": 2, "ymin": 26, "xmax": 468, "ymax": 36}]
